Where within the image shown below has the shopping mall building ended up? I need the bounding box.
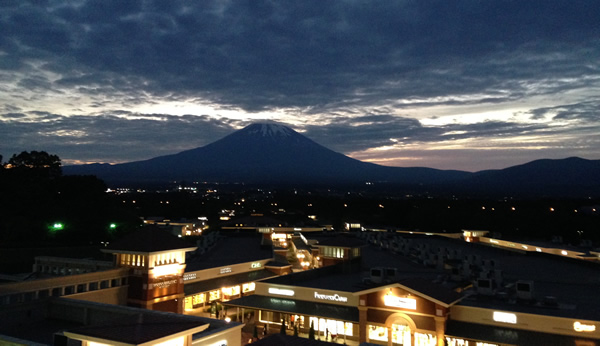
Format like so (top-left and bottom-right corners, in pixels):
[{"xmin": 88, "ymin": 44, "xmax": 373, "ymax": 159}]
[{"xmin": 1, "ymin": 227, "xmax": 600, "ymax": 346}]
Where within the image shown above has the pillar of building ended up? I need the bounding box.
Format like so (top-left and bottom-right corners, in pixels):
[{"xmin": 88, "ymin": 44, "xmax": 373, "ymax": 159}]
[
  {"xmin": 434, "ymin": 316, "xmax": 446, "ymax": 346},
  {"xmin": 358, "ymin": 305, "xmax": 368, "ymax": 343}
]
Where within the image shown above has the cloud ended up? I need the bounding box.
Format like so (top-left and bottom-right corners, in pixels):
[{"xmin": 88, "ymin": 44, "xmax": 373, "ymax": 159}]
[
  {"xmin": 1, "ymin": 1, "xmax": 599, "ymax": 170},
  {"xmin": 1, "ymin": 1, "xmax": 598, "ymax": 113},
  {"xmin": 0, "ymin": 111, "xmax": 237, "ymax": 163}
]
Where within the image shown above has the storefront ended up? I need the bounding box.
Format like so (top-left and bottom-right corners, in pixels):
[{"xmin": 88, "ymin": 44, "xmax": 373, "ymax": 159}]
[
  {"xmin": 183, "ymin": 259, "xmax": 278, "ymax": 315},
  {"xmin": 224, "ymin": 276, "xmax": 462, "ymax": 346}
]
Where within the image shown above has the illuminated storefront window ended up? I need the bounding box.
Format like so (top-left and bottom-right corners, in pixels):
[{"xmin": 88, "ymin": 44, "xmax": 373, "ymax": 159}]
[
  {"xmin": 310, "ymin": 317, "xmax": 353, "ymax": 337},
  {"xmin": 209, "ymin": 290, "xmax": 220, "ymax": 301},
  {"xmin": 368, "ymin": 324, "xmax": 414, "ymax": 345},
  {"xmin": 415, "ymin": 332, "xmax": 436, "ymax": 346},
  {"xmin": 192, "ymin": 293, "xmax": 206, "ymax": 306},
  {"xmin": 242, "ymin": 282, "xmax": 256, "ymax": 293},
  {"xmin": 222, "ymin": 285, "xmax": 241, "ymax": 298},
  {"xmin": 321, "ymin": 247, "xmax": 344, "ymax": 258},
  {"xmin": 184, "ymin": 296, "xmax": 193, "ymax": 310},
  {"xmin": 368, "ymin": 325, "xmax": 387, "ymax": 342}
]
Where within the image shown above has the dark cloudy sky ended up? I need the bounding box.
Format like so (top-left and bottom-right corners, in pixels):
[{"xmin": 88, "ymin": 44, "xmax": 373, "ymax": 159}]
[{"xmin": 1, "ymin": 1, "xmax": 599, "ymax": 171}]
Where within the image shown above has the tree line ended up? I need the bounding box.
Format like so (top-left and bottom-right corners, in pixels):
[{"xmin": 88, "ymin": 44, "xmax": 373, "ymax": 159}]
[{"xmin": 0, "ymin": 151, "xmax": 139, "ymax": 246}]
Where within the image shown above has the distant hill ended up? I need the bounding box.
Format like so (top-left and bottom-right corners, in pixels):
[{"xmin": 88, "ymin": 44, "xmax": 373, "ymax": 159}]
[
  {"xmin": 63, "ymin": 123, "xmax": 600, "ymax": 197},
  {"xmin": 461, "ymin": 157, "xmax": 600, "ymax": 197}
]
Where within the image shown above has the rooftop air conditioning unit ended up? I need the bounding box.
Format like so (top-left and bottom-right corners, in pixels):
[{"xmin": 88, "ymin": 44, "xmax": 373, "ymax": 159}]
[
  {"xmin": 476, "ymin": 278, "xmax": 494, "ymax": 296},
  {"xmin": 370, "ymin": 267, "xmax": 383, "ymax": 283},
  {"xmin": 516, "ymin": 280, "xmax": 534, "ymax": 300},
  {"xmin": 384, "ymin": 267, "xmax": 398, "ymax": 282}
]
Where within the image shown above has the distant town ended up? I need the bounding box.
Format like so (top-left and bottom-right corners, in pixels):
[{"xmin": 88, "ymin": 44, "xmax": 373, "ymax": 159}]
[{"xmin": 1, "ymin": 150, "xmax": 600, "ymax": 346}]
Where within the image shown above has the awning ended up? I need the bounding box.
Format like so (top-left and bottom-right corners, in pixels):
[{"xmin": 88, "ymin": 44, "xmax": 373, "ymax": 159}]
[
  {"xmin": 184, "ymin": 270, "xmax": 277, "ymax": 295},
  {"xmin": 223, "ymin": 295, "xmax": 359, "ymax": 322},
  {"xmin": 446, "ymin": 321, "xmax": 597, "ymax": 346}
]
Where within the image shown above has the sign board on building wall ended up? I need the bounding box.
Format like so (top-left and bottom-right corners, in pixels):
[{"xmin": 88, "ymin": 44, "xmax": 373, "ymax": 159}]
[{"xmin": 384, "ymin": 295, "xmax": 417, "ymax": 310}]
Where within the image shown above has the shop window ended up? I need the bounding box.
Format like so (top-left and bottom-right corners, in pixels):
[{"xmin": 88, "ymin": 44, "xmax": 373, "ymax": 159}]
[
  {"xmin": 415, "ymin": 332, "xmax": 436, "ymax": 346},
  {"xmin": 259, "ymin": 310, "xmax": 282, "ymax": 324},
  {"xmin": 184, "ymin": 296, "xmax": 193, "ymax": 310},
  {"xmin": 311, "ymin": 317, "xmax": 353, "ymax": 337},
  {"xmin": 209, "ymin": 290, "xmax": 220, "ymax": 301},
  {"xmin": 192, "ymin": 293, "xmax": 206, "ymax": 306},
  {"xmin": 242, "ymin": 282, "xmax": 256, "ymax": 293}
]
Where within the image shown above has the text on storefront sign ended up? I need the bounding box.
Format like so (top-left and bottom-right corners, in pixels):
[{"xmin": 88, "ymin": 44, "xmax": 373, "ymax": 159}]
[
  {"xmin": 384, "ymin": 295, "xmax": 417, "ymax": 310},
  {"xmin": 314, "ymin": 292, "xmax": 348, "ymax": 302}
]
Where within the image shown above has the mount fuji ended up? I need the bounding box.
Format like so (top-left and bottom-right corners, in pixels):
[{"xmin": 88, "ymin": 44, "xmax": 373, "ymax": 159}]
[
  {"xmin": 63, "ymin": 123, "xmax": 600, "ymax": 196},
  {"xmin": 63, "ymin": 123, "xmax": 469, "ymax": 186}
]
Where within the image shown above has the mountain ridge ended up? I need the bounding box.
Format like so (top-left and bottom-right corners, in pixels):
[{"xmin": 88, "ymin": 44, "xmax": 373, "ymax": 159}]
[{"xmin": 63, "ymin": 123, "xmax": 600, "ymax": 197}]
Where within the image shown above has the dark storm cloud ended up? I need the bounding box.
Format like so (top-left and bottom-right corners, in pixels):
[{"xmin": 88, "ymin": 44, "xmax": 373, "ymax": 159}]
[
  {"xmin": 301, "ymin": 114, "xmax": 551, "ymax": 154},
  {"xmin": 2, "ymin": 1, "xmax": 599, "ymax": 112},
  {"xmin": 0, "ymin": 111, "xmax": 236, "ymax": 163},
  {"xmin": 525, "ymin": 101, "xmax": 600, "ymax": 122}
]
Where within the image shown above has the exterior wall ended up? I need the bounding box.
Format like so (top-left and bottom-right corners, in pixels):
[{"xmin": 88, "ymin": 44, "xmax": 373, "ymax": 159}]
[
  {"xmin": 68, "ymin": 286, "xmax": 128, "ymax": 305},
  {"xmin": 0, "ymin": 268, "xmax": 130, "ymax": 305},
  {"xmin": 367, "ymin": 287, "xmax": 436, "ymax": 316},
  {"xmin": 184, "ymin": 259, "xmax": 272, "ymax": 284},
  {"xmin": 450, "ymin": 305, "xmax": 600, "ymax": 340}
]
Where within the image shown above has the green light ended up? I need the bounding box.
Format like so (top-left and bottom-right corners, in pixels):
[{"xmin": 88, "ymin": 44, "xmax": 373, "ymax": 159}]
[
  {"xmin": 109, "ymin": 223, "xmax": 117, "ymax": 229},
  {"xmin": 52, "ymin": 223, "xmax": 64, "ymax": 230}
]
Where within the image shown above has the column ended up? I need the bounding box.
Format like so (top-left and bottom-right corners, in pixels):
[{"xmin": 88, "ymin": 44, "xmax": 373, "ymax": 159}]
[
  {"xmin": 387, "ymin": 326, "xmax": 393, "ymax": 346},
  {"xmin": 358, "ymin": 306, "xmax": 368, "ymax": 343},
  {"xmin": 434, "ymin": 316, "xmax": 446, "ymax": 346}
]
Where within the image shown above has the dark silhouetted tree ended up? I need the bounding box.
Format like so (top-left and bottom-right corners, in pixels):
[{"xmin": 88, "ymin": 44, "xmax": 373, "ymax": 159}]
[
  {"xmin": 8, "ymin": 151, "xmax": 62, "ymax": 178},
  {"xmin": 309, "ymin": 320, "xmax": 315, "ymax": 339}
]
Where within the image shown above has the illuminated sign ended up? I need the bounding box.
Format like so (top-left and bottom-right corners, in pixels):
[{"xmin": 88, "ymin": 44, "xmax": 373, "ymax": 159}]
[
  {"xmin": 183, "ymin": 273, "xmax": 197, "ymax": 281},
  {"xmin": 150, "ymin": 279, "xmax": 178, "ymax": 289},
  {"xmin": 220, "ymin": 267, "xmax": 232, "ymax": 274},
  {"xmin": 314, "ymin": 292, "xmax": 348, "ymax": 303},
  {"xmin": 574, "ymin": 322, "xmax": 596, "ymax": 332},
  {"xmin": 384, "ymin": 295, "xmax": 416, "ymax": 310},
  {"xmin": 268, "ymin": 287, "xmax": 295, "ymax": 296},
  {"xmin": 251, "ymin": 262, "xmax": 262, "ymax": 268},
  {"xmin": 493, "ymin": 311, "xmax": 517, "ymax": 324}
]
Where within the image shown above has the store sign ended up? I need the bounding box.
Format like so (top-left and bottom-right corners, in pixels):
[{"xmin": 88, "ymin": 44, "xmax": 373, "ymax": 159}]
[
  {"xmin": 150, "ymin": 279, "xmax": 178, "ymax": 289},
  {"xmin": 493, "ymin": 311, "xmax": 517, "ymax": 324},
  {"xmin": 314, "ymin": 292, "xmax": 348, "ymax": 303},
  {"xmin": 183, "ymin": 273, "xmax": 197, "ymax": 281},
  {"xmin": 268, "ymin": 287, "xmax": 295, "ymax": 296},
  {"xmin": 251, "ymin": 262, "xmax": 262, "ymax": 268},
  {"xmin": 574, "ymin": 322, "xmax": 596, "ymax": 332},
  {"xmin": 384, "ymin": 295, "xmax": 417, "ymax": 310},
  {"xmin": 219, "ymin": 267, "xmax": 232, "ymax": 274}
]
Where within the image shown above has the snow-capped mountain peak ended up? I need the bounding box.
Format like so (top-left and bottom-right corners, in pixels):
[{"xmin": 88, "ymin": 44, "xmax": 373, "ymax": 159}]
[{"xmin": 244, "ymin": 123, "xmax": 294, "ymax": 137}]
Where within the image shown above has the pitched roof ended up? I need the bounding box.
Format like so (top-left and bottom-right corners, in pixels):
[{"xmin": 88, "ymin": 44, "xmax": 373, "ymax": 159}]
[
  {"xmin": 64, "ymin": 314, "xmax": 207, "ymax": 345},
  {"xmin": 315, "ymin": 235, "xmax": 366, "ymax": 248},
  {"xmin": 103, "ymin": 226, "xmax": 197, "ymax": 254}
]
